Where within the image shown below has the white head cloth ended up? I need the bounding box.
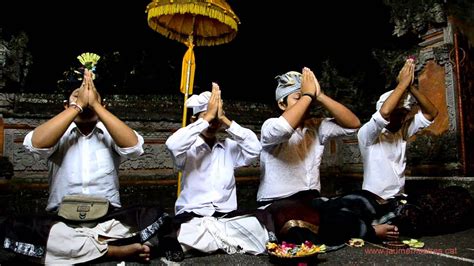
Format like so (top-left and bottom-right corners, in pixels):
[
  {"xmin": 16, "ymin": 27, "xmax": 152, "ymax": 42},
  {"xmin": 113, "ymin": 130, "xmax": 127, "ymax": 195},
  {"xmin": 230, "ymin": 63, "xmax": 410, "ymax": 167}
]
[
  {"xmin": 186, "ymin": 91, "xmax": 212, "ymax": 115},
  {"xmin": 376, "ymin": 90, "xmax": 416, "ymax": 111},
  {"xmin": 275, "ymin": 71, "xmax": 302, "ymax": 101}
]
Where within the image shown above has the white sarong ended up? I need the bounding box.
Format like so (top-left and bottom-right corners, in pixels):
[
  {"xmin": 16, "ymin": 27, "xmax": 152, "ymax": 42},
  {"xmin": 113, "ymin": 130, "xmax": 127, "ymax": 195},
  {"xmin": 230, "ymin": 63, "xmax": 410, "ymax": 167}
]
[
  {"xmin": 45, "ymin": 219, "xmax": 133, "ymax": 264},
  {"xmin": 178, "ymin": 215, "xmax": 269, "ymax": 255}
]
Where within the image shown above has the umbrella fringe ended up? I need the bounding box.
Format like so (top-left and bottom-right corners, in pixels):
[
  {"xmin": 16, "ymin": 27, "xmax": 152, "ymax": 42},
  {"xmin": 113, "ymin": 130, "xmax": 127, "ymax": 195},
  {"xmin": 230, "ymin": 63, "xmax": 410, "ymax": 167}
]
[
  {"xmin": 148, "ymin": 4, "xmax": 238, "ymax": 30},
  {"xmin": 147, "ymin": 2, "xmax": 239, "ymax": 46}
]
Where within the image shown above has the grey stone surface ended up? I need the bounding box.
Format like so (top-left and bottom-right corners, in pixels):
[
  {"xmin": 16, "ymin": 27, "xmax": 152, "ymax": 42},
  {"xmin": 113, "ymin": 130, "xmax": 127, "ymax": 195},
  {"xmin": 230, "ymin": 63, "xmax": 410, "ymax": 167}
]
[{"xmin": 1, "ymin": 228, "xmax": 473, "ymax": 265}]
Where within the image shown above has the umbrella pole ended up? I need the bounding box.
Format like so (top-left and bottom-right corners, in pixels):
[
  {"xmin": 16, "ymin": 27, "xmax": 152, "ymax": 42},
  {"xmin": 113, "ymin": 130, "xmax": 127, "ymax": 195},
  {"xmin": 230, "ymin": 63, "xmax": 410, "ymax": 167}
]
[
  {"xmin": 176, "ymin": 69, "xmax": 189, "ymax": 196},
  {"xmin": 177, "ymin": 37, "xmax": 195, "ymax": 197}
]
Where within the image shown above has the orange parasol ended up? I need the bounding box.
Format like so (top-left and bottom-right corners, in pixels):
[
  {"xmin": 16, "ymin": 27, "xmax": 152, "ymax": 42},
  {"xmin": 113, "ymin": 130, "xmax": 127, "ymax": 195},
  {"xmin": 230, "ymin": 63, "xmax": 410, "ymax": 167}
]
[{"xmin": 146, "ymin": 0, "xmax": 240, "ymax": 195}]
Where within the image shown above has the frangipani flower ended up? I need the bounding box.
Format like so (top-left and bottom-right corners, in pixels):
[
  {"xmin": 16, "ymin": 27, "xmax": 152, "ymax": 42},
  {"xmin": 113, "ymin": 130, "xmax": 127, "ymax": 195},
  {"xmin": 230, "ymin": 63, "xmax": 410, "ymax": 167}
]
[
  {"xmin": 76, "ymin": 52, "xmax": 100, "ymax": 79},
  {"xmin": 77, "ymin": 52, "xmax": 100, "ymax": 70},
  {"xmin": 403, "ymin": 239, "xmax": 424, "ymax": 248},
  {"xmin": 407, "ymin": 55, "xmax": 417, "ymax": 62},
  {"xmin": 266, "ymin": 241, "xmax": 326, "ymax": 258},
  {"xmin": 348, "ymin": 238, "xmax": 365, "ymax": 247}
]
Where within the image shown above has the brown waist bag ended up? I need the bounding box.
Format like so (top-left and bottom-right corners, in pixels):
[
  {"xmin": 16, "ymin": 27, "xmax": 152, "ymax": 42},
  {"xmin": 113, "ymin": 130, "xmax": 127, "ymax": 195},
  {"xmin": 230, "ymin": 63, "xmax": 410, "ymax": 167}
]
[{"xmin": 58, "ymin": 195, "xmax": 109, "ymax": 221}]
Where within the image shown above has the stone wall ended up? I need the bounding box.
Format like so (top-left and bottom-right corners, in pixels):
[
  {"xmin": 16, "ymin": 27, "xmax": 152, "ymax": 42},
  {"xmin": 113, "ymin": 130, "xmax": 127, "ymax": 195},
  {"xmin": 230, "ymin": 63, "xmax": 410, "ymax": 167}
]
[
  {"xmin": 0, "ymin": 76, "xmax": 472, "ymax": 214},
  {"xmin": 0, "ymin": 92, "xmax": 360, "ymax": 183},
  {"xmin": 0, "ymin": 92, "xmax": 362, "ymax": 214}
]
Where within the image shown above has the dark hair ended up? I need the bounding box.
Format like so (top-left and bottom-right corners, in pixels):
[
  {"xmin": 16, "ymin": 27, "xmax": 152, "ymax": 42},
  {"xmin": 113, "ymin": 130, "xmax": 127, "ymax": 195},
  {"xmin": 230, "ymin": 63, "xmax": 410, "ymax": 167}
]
[{"xmin": 58, "ymin": 80, "xmax": 82, "ymax": 100}]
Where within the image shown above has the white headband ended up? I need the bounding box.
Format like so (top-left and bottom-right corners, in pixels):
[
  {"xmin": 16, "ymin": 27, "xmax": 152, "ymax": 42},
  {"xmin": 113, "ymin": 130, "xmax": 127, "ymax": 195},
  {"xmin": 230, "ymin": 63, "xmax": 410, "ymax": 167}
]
[
  {"xmin": 376, "ymin": 90, "xmax": 416, "ymax": 111},
  {"xmin": 186, "ymin": 91, "xmax": 212, "ymax": 115},
  {"xmin": 275, "ymin": 71, "xmax": 302, "ymax": 101}
]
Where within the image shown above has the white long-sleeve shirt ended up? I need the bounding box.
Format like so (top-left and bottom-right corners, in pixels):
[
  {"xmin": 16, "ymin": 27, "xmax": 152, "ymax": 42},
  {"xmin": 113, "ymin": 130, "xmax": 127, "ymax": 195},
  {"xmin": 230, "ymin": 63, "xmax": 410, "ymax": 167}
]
[
  {"xmin": 257, "ymin": 116, "xmax": 357, "ymax": 202},
  {"xmin": 166, "ymin": 118, "xmax": 261, "ymax": 216},
  {"xmin": 23, "ymin": 122, "xmax": 144, "ymax": 211},
  {"xmin": 358, "ymin": 110, "xmax": 432, "ymax": 199}
]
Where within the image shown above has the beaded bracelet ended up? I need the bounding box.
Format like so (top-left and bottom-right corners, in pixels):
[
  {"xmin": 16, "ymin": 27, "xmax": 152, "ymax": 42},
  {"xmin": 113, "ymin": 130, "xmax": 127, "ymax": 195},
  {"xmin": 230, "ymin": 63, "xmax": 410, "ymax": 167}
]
[{"xmin": 69, "ymin": 102, "xmax": 83, "ymax": 113}]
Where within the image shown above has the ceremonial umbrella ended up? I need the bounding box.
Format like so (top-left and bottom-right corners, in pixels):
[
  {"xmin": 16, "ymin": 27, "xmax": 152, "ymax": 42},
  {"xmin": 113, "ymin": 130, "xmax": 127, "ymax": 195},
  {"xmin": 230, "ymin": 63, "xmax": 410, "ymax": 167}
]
[{"xmin": 146, "ymin": 0, "xmax": 240, "ymax": 195}]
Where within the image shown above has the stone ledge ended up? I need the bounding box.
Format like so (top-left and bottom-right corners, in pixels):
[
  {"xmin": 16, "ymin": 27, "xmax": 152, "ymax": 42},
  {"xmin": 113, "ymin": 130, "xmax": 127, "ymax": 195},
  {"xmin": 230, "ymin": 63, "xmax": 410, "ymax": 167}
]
[
  {"xmin": 0, "ymin": 176, "xmax": 262, "ymax": 190},
  {"xmin": 407, "ymin": 176, "xmax": 474, "ymax": 181},
  {"xmin": 1, "ymin": 176, "xmax": 473, "ymax": 217},
  {"xmin": 405, "ymin": 176, "xmax": 474, "ymax": 195},
  {"xmin": 1, "ymin": 175, "xmax": 473, "ymax": 204}
]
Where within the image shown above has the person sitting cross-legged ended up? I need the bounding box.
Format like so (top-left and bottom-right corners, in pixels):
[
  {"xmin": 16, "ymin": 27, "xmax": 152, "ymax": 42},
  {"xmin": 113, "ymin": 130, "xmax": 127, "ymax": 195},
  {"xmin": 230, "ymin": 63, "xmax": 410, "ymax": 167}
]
[
  {"xmin": 166, "ymin": 83, "xmax": 273, "ymax": 257},
  {"xmin": 0, "ymin": 69, "xmax": 178, "ymax": 264}
]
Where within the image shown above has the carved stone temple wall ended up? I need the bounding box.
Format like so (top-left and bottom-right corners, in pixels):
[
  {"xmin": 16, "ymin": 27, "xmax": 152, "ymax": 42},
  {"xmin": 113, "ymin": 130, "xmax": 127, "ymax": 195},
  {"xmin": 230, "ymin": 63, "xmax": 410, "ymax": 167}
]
[
  {"xmin": 0, "ymin": 92, "xmax": 359, "ymax": 182},
  {"xmin": 407, "ymin": 22, "xmax": 467, "ymax": 176}
]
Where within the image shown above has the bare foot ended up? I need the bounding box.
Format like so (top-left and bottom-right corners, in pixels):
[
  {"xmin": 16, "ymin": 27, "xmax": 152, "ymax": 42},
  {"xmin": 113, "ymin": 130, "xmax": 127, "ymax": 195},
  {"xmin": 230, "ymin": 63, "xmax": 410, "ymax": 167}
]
[
  {"xmin": 106, "ymin": 243, "xmax": 151, "ymax": 262},
  {"xmin": 373, "ymin": 224, "xmax": 399, "ymax": 240}
]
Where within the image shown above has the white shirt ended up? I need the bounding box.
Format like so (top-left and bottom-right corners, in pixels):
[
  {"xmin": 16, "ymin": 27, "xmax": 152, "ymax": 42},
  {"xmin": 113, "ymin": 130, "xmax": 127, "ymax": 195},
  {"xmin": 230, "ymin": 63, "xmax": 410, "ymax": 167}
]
[
  {"xmin": 358, "ymin": 110, "xmax": 432, "ymax": 199},
  {"xmin": 165, "ymin": 118, "xmax": 261, "ymax": 216},
  {"xmin": 257, "ymin": 116, "xmax": 357, "ymax": 202},
  {"xmin": 23, "ymin": 122, "xmax": 144, "ymax": 211}
]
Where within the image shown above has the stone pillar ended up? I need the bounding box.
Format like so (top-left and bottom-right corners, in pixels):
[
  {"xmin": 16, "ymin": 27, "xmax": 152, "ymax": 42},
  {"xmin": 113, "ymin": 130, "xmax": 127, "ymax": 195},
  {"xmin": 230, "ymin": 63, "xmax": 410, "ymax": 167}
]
[{"xmin": 408, "ymin": 22, "xmax": 462, "ymax": 175}]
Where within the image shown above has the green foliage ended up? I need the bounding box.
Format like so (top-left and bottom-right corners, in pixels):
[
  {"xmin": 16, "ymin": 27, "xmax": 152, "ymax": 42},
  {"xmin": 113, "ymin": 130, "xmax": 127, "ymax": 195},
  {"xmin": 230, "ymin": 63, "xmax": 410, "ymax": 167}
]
[
  {"xmin": 372, "ymin": 47, "xmax": 420, "ymax": 90},
  {"xmin": 318, "ymin": 60, "xmax": 366, "ymax": 117},
  {"xmin": 0, "ymin": 30, "xmax": 33, "ymax": 90},
  {"xmin": 383, "ymin": 0, "xmax": 447, "ymax": 37}
]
